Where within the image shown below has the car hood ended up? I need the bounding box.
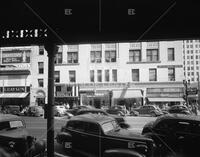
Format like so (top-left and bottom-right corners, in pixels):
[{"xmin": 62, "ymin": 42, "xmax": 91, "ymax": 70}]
[
  {"xmin": 0, "ymin": 128, "xmax": 28, "ymax": 139},
  {"xmin": 107, "ymin": 129, "xmax": 152, "ymax": 142}
]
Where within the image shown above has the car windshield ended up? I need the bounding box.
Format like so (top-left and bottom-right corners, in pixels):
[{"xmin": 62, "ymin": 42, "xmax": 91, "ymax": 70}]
[
  {"xmin": 102, "ymin": 120, "xmax": 119, "ymax": 133},
  {"xmin": 0, "ymin": 120, "xmax": 24, "ymax": 131}
]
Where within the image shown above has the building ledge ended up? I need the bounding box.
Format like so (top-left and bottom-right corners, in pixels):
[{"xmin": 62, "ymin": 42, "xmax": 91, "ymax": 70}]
[
  {"xmin": 0, "ymin": 69, "xmax": 30, "ymax": 75},
  {"xmin": 55, "ymin": 63, "xmax": 80, "ymax": 66},
  {"xmin": 127, "ymin": 61, "xmax": 161, "ymax": 64}
]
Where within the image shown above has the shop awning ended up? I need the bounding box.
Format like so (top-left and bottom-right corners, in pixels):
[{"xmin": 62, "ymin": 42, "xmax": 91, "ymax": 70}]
[
  {"xmin": 148, "ymin": 97, "xmax": 185, "ymax": 102},
  {"xmin": 112, "ymin": 90, "xmax": 142, "ymax": 99},
  {"xmin": 0, "ymin": 93, "xmax": 29, "ymax": 98}
]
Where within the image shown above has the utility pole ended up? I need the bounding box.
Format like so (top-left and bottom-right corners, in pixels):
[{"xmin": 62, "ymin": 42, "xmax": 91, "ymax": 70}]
[{"xmin": 198, "ymin": 73, "xmax": 200, "ymax": 106}]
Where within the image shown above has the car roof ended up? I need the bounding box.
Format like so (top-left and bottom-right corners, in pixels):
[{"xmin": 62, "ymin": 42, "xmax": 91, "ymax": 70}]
[
  {"xmin": 78, "ymin": 109, "xmax": 106, "ymax": 112},
  {"xmin": 0, "ymin": 114, "xmax": 23, "ymax": 122},
  {"xmin": 70, "ymin": 114, "xmax": 114, "ymax": 125},
  {"xmin": 156, "ymin": 114, "xmax": 200, "ymax": 122}
]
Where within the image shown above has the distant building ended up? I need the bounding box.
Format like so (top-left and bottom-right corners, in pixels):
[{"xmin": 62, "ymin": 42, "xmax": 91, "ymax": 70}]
[{"xmin": 0, "ymin": 40, "xmax": 185, "ymax": 108}]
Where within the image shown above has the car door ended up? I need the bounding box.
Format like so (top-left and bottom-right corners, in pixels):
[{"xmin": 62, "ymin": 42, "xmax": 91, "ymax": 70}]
[{"xmin": 84, "ymin": 122, "xmax": 101, "ymax": 156}]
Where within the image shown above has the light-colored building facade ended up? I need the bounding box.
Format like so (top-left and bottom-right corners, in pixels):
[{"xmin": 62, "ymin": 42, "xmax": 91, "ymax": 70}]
[{"xmin": 0, "ymin": 40, "xmax": 185, "ymax": 109}]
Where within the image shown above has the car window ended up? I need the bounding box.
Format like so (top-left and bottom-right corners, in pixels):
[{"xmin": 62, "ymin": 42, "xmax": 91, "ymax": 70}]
[
  {"xmin": 86, "ymin": 122, "xmax": 100, "ymax": 135},
  {"xmin": 66, "ymin": 120, "xmax": 85, "ymax": 132}
]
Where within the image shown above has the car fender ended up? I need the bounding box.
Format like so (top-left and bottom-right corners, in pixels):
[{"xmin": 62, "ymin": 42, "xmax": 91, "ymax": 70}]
[
  {"xmin": 56, "ymin": 132, "xmax": 72, "ymax": 144},
  {"xmin": 103, "ymin": 149, "xmax": 144, "ymax": 157}
]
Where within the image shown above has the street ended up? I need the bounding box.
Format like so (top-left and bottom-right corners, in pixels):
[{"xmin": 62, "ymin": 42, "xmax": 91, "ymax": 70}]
[{"xmin": 21, "ymin": 115, "xmax": 156, "ymax": 157}]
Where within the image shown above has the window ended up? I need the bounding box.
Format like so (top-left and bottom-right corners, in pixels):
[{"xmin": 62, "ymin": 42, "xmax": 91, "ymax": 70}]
[
  {"xmin": 168, "ymin": 68, "xmax": 175, "ymax": 81},
  {"xmin": 191, "ymin": 50, "xmax": 193, "ymax": 54},
  {"xmin": 55, "ymin": 52, "xmax": 62, "ymax": 64},
  {"xmin": 97, "ymin": 70, "xmax": 102, "ymax": 82},
  {"xmin": 146, "ymin": 49, "xmax": 159, "ymax": 62},
  {"xmin": 69, "ymin": 71, "xmax": 76, "ymax": 82},
  {"xmin": 56, "ymin": 86, "xmax": 61, "ymax": 92},
  {"xmin": 129, "ymin": 50, "xmax": 141, "ymax": 62},
  {"xmin": 38, "ymin": 62, "xmax": 44, "ymax": 74},
  {"xmin": 187, "ymin": 67, "xmax": 190, "ymax": 70},
  {"xmin": 197, "ymin": 66, "xmax": 199, "ymax": 70},
  {"xmin": 67, "ymin": 52, "xmax": 78, "ymax": 63},
  {"xmin": 54, "ymin": 71, "xmax": 60, "ymax": 83},
  {"xmin": 132, "ymin": 69, "xmax": 139, "ymax": 81},
  {"xmin": 196, "ymin": 61, "xmax": 199, "ymax": 64},
  {"xmin": 90, "ymin": 51, "xmax": 102, "ymax": 63},
  {"xmin": 191, "ymin": 66, "xmax": 194, "ymax": 70},
  {"xmin": 149, "ymin": 69, "xmax": 157, "ymax": 81},
  {"xmin": 196, "ymin": 56, "xmax": 198, "ymax": 59},
  {"xmin": 112, "ymin": 69, "xmax": 117, "ymax": 82},
  {"xmin": 39, "ymin": 46, "xmax": 44, "ymax": 55},
  {"xmin": 105, "ymin": 70, "xmax": 109, "ymax": 82},
  {"xmin": 86, "ymin": 122, "xmax": 100, "ymax": 135},
  {"xmin": 168, "ymin": 48, "xmax": 175, "ymax": 61},
  {"xmin": 190, "ymin": 45, "xmax": 193, "ymax": 48},
  {"xmin": 38, "ymin": 79, "xmax": 44, "ymax": 87},
  {"xmin": 90, "ymin": 70, "xmax": 94, "ymax": 82},
  {"xmin": 105, "ymin": 50, "xmax": 116, "ymax": 62},
  {"xmin": 191, "ymin": 56, "xmax": 193, "ymax": 59}
]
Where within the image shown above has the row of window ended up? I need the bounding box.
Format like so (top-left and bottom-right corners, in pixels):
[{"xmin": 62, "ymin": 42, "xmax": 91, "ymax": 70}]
[
  {"xmin": 184, "ymin": 45, "xmax": 200, "ymax": 49},
  {"xmin": 39, "ymin": 48, "xmax": 175, "ymax": 64}
]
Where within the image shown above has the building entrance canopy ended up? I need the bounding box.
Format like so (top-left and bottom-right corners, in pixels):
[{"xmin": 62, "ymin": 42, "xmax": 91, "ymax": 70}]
[
  {"xmin": 112, "ymin": 90, "xmax": 142, "ymax": 99},
  {"xmin": 0, "ymin": 93, "xmax": 29, "ymax": 98},
  {"xmin": 148, "ymin": 97, "xmax": 184, "ymax": 102}
]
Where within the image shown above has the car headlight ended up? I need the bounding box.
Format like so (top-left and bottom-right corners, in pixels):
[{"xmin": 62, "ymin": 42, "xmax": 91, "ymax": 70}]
[{"xmin": 8, "ymin": 141, "xmax": 15, "ymax": 148}]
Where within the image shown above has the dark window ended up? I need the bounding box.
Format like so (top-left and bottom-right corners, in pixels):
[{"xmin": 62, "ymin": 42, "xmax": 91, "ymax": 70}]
[
  {"xmin": 129, "ymin": 50, "xmax": 141, "ymax": 62},
  {"xmin": 149, "ymin": 69, "xmax": 157, "ymax": 81},
  {"xmin": 38, "ymin": 79, "xmax": 44, "ymax": 87},
  {"xmin": 147, "ymin": 49, "xmax": 159, "ymax": 62},
  {"xmin": 105, "ymin": 70, "xmax": 109, "ymax": 82},
  {"xmin": 55, "ymin": 52, "xmax": 62, "ymax": 64},
  {"xmin": 56, "ymin": 86, "xmax": 61, "ymax": 92},
  {"xmin": 90, "ymin": 70, "xmax": 94, "ymax": 82},
  {"xmin": 97, "ymin": 70, "xmax": 102, "ymax": 82},
  {"xmin": 38, "ymin": 62, "xmax": 44, "ymax": 74},
  {"xmin": 86, "ymin": 122, "xmax": 100, "ymax": 135},
  {"xmin": 69, "ymin": 71, "xmax": 76, "ymax": 83},
  {"xmin": 67, "ymin": 52, "xmax": 78, "ymax": 63},
  {"xmin": 168, "ymin": 68, "xmax": 175, "ymax": 81},
  {"xmin": 39, "ymin": 46, "xmax": 44, "ymax": 55},
  {"xmin": 91, "ymin": 51, "xmax": 102, "ymax": 63},
  {"xmin": 112, "ymin": 69, "xmax": 117, "ymax": 82},
  {"xmin": 168, "ymin": 48, "xmax": 175, "ymax": 61},
  {"xmin": 132, "ymin": 69, "xmax": 139, "ymax": 81},
  {"xmin": 105, "ymin": 50, "xmax": 116, "ymax": 62},
  {"xmin": 54, "ymin": 71, "xmax": 60, "ymax": 83}
]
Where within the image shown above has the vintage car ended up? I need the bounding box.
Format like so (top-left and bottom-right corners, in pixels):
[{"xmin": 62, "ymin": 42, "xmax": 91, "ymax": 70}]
[
  {"xmin": 133, "ymin": 105, "xmax": 164, "ymax": 117},
  {"xmin": 24, "ymin": 106, "xmax": 44, "ymax": 117},
  {"xmin": 142, "ymin": 114, "xmax": 200, "ymax": 157},
  {"xmin": 56, "ymin": 114, "xmax": 154, "ymax": 157},
  {"xmin": 0, "ymin": 114, "xmax": 46, "ymax": 157},
  {"xmin": 106, "ymin": 106, "xmax": 126, "ymax": 116},
  {"xmin": 167, "ymin": 105, "xmax": 192, "ymax": 115},
  {"xmin": 76, "ymin": 108, "xmax": 130, "ymax": 129}
]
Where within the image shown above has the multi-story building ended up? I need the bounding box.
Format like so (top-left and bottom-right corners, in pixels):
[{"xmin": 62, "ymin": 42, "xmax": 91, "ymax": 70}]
[
  {"xmin": 182, "ymin": 39, "xmax": 200, "ymax": 103},
  {"xmin": 0, "ymin": 40, "xmax": 185, "ymax": 109}
]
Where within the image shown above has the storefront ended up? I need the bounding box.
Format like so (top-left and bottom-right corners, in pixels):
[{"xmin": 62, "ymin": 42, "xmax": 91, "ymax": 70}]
[
  {"xmin": 55, "ymin": 84, "xmax": 79, "ymax": 108},
  {"xmin": 146, "ymin": 87, "xmax": 185, "ymax": 107},
  {"xmin": 0, "ymin": 86, "xmax": 30, "ymax": 108}
]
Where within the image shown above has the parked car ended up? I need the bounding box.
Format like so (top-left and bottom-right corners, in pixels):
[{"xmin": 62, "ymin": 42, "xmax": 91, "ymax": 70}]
[
  {"xmin": 3, "ymin": 105, "xmax": 21, "ymax": 115},
  {"xmin": 24, "ymin": 106, "xmax": 44, "ymax": 117},
  {"xmin": 54, "ymin": 105, "xmax": 67, "ymax": 117},
  {"xmin": 133, "ymin": 105, "xmax": 164, "ymax": 117},
  {"xmin": 106, "ymin": 106, "xmax": 126, "ymax": 116},
  {"xmin": 56, "ymin": 114, "xmax": 154, "ymax": 157},
  {"xmin": 76, "ymin": 108, "xmax": 129, "ymax": 128},
  {"xmin": 67, "ymin": 105, "xmax": 94, "ymax": 116},
  {"xmin": 142, "ymin": 114, "xmax": 200, "ymax": 157},
  {"xmin": 167, "ymin": 105, "xmax": 192, "ymax": 115},
  {"xmin": 0, "ymin": 114, "xmax": 46, "ymax": 157}
]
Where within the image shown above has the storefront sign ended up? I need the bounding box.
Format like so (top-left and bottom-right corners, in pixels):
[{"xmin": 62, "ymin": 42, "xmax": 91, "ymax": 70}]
[
  {"xmin": 4, "ymin": 87, "xmax": 25, "ymax": 93},
  {"xmin": 2, "ymin": 49, "xmax": 31, "ymax": 64},
  {"xmin": 56, "ymin": 91, "xmax": 72, "ymax": 97}
]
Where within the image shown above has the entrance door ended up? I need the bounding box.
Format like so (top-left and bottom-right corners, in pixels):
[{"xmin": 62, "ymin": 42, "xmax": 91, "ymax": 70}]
[{"xmin": 94, "ymin": 98, "xmax": 101, "ymax": 108}]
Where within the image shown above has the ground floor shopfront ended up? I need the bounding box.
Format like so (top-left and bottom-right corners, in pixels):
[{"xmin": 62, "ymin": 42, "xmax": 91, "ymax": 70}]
[{"xmin": 0, "ymin": 86, "xmax": 30, "ymax": 109}]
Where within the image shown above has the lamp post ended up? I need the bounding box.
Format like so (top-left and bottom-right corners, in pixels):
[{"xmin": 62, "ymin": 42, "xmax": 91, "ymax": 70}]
[{"xmin": 183, "ymin": 79, "xmax": 190, "ymax": 106}]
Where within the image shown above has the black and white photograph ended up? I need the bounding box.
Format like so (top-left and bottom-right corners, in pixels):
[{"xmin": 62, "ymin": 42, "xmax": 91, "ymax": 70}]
[{"xmin": 0, "ymin": 0, "xmax": 200, "ymax": 157}]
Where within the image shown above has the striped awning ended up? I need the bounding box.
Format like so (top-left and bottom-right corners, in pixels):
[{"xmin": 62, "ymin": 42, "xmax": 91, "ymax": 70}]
[
  {"xmin": 0, "ymin": 93, "xmax": 29, "ymax": 98},
  {"xmin": 112, "ymin": 90, "xmax": 142, "ymax": 99}
]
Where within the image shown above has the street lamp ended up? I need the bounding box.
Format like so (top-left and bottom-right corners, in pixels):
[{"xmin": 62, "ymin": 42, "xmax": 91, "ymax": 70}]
[{"xmin": 183, "ymin": 79, "xmax": 190, "ymax": 106}]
